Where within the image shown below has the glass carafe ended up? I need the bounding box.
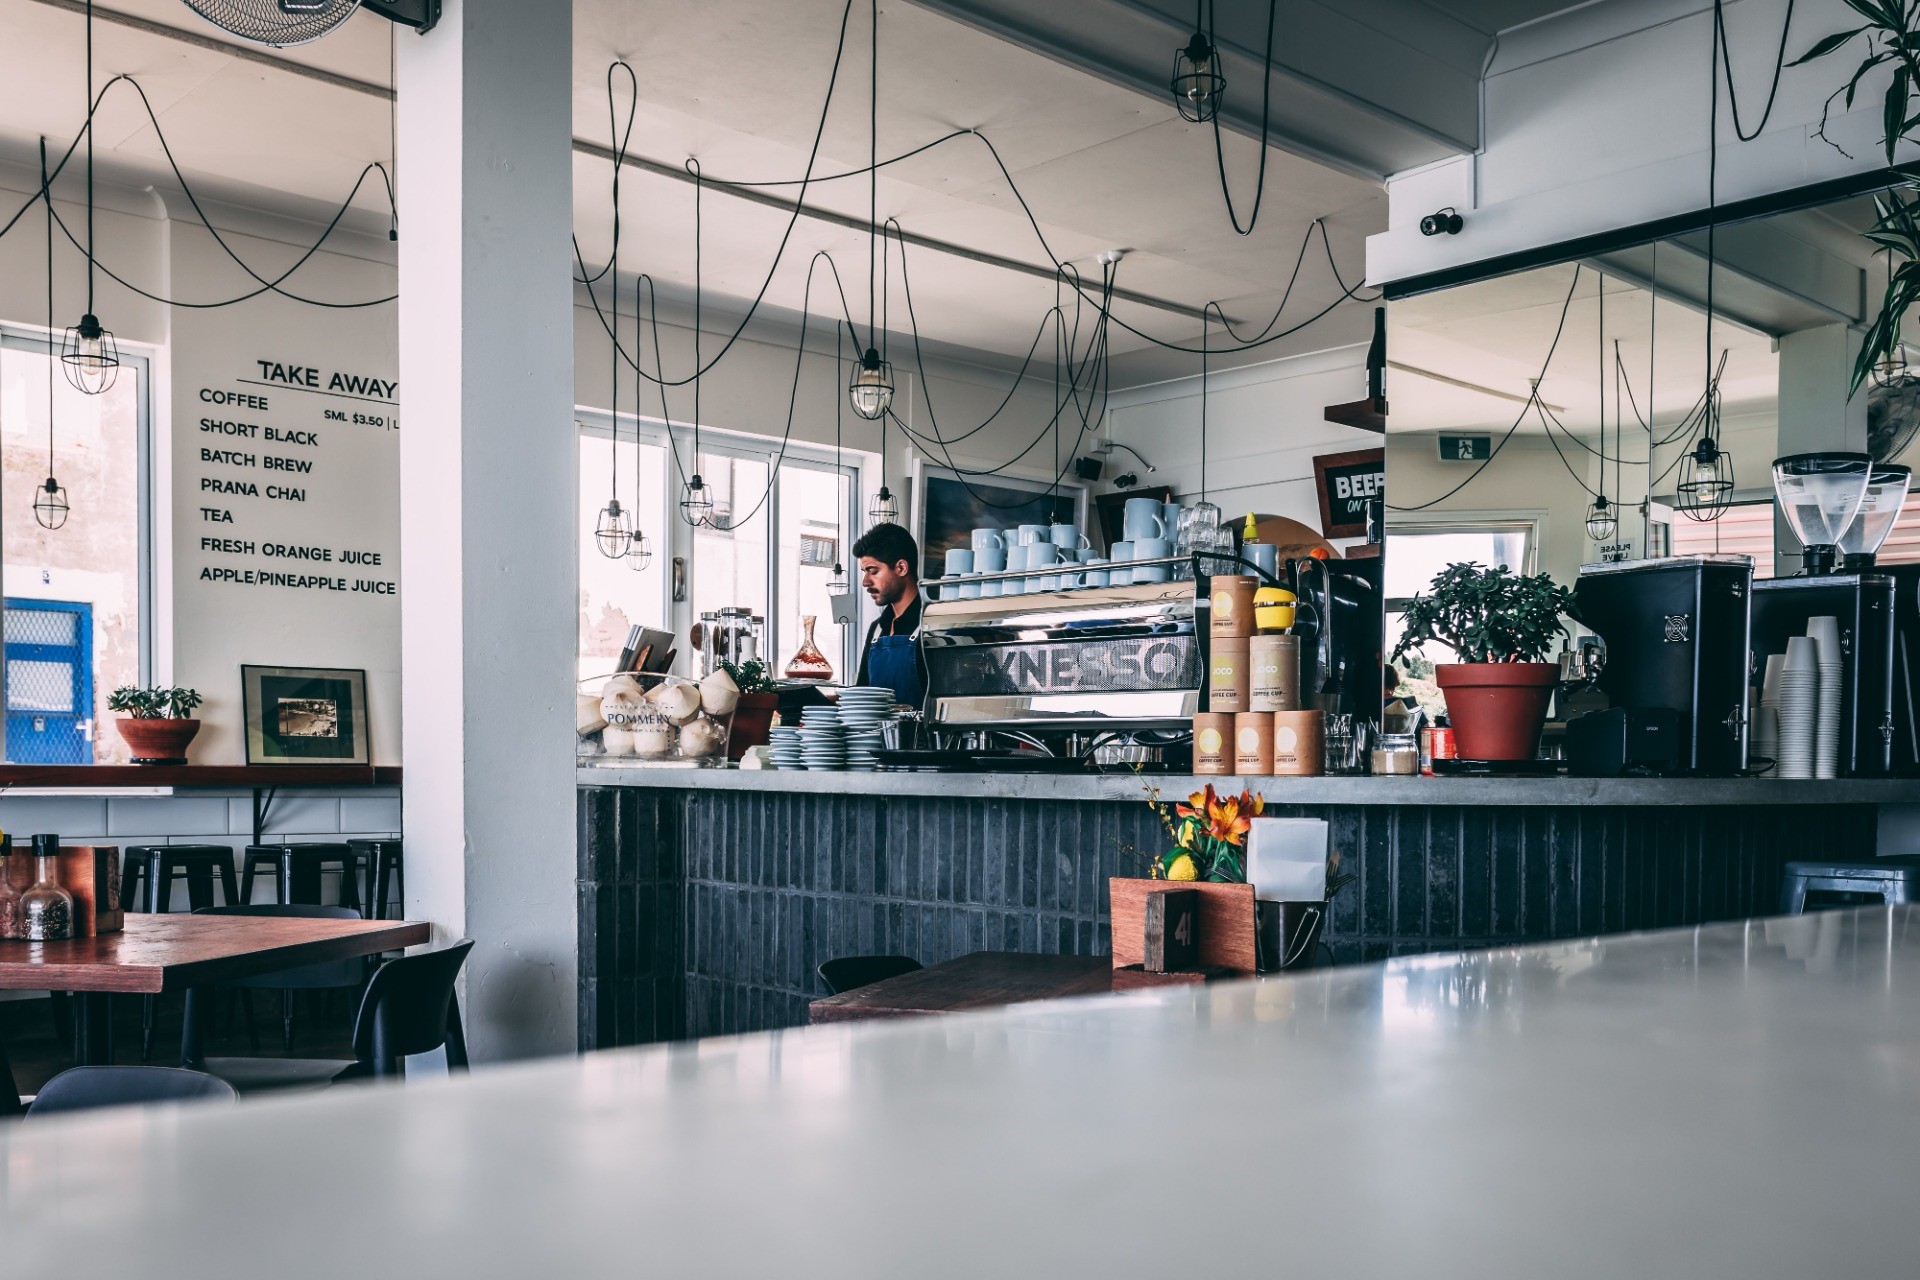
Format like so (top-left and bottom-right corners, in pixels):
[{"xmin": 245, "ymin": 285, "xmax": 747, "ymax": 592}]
[
  {"xmin": 1773, "ymin": 452, "xmax": 1873, "ymax": 574},
  {"xmin": 784, "ymin": 614, "xmax": 835, "ymax": 682},
  {"xmin": 20, "ymin": 835, "xmax": 71, "ymax": 941}
]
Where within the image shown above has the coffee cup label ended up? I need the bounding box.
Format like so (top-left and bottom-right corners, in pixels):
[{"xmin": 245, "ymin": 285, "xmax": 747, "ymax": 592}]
[
  {"xmin": 1275, "ymin": 726, "xmax": 1298, "ymax": 753},
  {"xmin": 1237, "ymin": 727, "xmax": 1259, "ymax": 752},
  {"xmin": 1197, "ymin": 728, "xmax": 1223, "ymax": 754},
  {"xmin": 1213, "ymin": 591, "xmax": 1234, "ymax": 617}
]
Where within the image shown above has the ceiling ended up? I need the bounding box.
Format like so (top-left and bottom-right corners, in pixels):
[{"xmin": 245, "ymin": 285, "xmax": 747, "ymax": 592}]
[{"xmin": 0, "ymin": 0, "xmax": 1450, "ymax": 390}]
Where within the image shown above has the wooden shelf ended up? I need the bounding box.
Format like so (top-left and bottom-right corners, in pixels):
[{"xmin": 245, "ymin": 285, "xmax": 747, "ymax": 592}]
[{"xmin": 0, "ymin": 765, "xmax": 400, "ymax": 789}]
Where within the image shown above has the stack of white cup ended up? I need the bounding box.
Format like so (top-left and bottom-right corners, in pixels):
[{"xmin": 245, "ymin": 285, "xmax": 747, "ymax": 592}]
[
  {"xmin": 1774, "ymin": 636, "xmax": 1819, "ymax": 778},
  {"xmin": 1753, "ymin": 653, "xmax": 1785, "ymax": 772},
  {"xmin": 1806, "ymin": 615, "xmax": 1844, "ymax": 779}
]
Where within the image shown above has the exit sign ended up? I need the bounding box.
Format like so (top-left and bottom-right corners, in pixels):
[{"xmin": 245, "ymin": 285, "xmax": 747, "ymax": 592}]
[{"xmin": 1437, "ymin": 434, "xmax": 1492, "ymax": 462}]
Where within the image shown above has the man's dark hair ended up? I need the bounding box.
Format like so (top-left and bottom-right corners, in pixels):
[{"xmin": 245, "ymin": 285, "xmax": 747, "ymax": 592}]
[{"xmin": 852, "ymin": 523, "xmax": 919, "ymax": 578}]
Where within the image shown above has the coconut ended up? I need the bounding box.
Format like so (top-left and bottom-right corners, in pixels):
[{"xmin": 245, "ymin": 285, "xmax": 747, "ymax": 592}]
[
  {"xmin": 577, "ymin": 692, "xmax": 608, "ymax": 737},
  {"xmin": 679, "ymin": 716, "xmax": 727, "ymax": 757},
  {"xmin": 647, "ymin": 679, "xmax": 703, "ymax": 725},
  {"xmin": 700, "ymin": 667, "xmax": 741, "ymax": 717},
  {"xmin": 600, "ymin": 675, "xmax": 647, "ymax": 727},
  {"xmin": 600, "ymin": 726, "xmax": 635, "ymax": 757}
]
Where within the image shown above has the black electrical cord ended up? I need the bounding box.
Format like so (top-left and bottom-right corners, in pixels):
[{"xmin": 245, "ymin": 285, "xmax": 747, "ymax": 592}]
[
  {"xmin": 41, "ymin": 139, "xmax": 59, "ymax": 489},
  {"xmin": 1714, "ymin": 0, "xmax": 1795, "ymax": 143},
  {"xmin": 1207, "ymin": 0, "xmax": 1278, "ymax": 236}
]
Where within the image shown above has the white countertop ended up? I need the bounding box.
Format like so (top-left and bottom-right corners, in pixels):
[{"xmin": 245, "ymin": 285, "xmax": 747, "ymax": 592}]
[{"xmin": 2, "ymin": 908, "xmax": 1917, "ymax": 1275}]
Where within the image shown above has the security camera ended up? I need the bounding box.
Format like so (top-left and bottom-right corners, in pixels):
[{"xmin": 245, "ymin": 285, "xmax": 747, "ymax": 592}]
[{"xmin": 1420, "ymin": 207, "xmax": 1463, "ymax": 237}]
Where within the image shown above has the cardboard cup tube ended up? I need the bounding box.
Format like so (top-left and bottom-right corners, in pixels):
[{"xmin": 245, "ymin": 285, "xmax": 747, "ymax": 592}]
[
  {"xmin": 1209, "ymin": 637, "xmax": 1250, "ymax": 713},
  {"xmin": 1249, "ymin": 634, "xmax": 1300, "ymax": 713},
  {"xmin": 1270, "ymin": 710, "xmax": 1325, "ymax": 777},
  {"xmin": 1234, "ymin": 711, "xmax": 1274, "ymax": 775},
  {"xmin": 1210, "ymin": 575, "xmax": 1257, "ymax": 638},
  {"xmin": 1192, "ymin": 713, "xmax": 1235, "ymax": 775}
]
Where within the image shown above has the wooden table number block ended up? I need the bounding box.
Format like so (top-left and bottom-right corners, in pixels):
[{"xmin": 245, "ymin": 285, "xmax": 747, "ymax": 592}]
[{"xmin": 1143, "ymin": 889, "xmax": 1198, "ymax": 973}]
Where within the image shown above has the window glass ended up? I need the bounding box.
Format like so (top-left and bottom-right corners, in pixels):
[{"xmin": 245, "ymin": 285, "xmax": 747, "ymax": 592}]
[
  {"xmin": 1384, "ymin": 523, "xmax": 1537, "ymax": 717},
  {"xmin": 690, "ymin": 448, "xmax": 771, "ymax": 661},
  {"xmin": 577, "ymin": 427, "xmax": 667, "ymax": 681},
  {"xmin": 1661, "ymin": 500, "xmax": 1776, "ymax": 576},
  {"xmin": 775, "ymin": 463, "xmax": 852, "ymax": 679},
  {"xmin": 1, "ymin": 338, "xmax": 142, "ymax": 763},
  {"xmin": 1880, "ymin": 489, "xmax": 1920, "ymax": 565}
]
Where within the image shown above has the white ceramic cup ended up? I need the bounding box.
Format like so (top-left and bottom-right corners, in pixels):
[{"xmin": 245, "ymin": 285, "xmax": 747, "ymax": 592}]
[
  {"xmin": 975, "ymin": 546, "xmax": 1007, "ymax": 574},
  {"xmin": 957, "ymin": 576, "xmax": 981, "ymax": 600},
  {"xmin": 1083, "ymin": 558, "xmax": 1110, "ymax": 588},
  {"xmin": 1017, "ymin": 524, "xmax": 1050, "ymax": 546},
  {"xmin": 1122, "ymin": 497, "xmax": 1166, "ymax": 541},
  {"xmin": 1132, "ymin": 536, "xmax": 1173, "ymax": 583},
  {"xmin": 971, "ymin": 528, "xmax": 1005, "ymax": 555},
  {"xmin": 1050, "ymin": 523, "xmax": 1090, "ymax": 551},
  {"xmin": 944, "ymin": 548, "xmax": 974, "ymax": 576}
]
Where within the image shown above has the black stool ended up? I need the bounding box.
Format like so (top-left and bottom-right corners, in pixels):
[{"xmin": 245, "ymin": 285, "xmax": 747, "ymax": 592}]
[
  {"xmin": 120, "ymin": 845, "xmax": 240, "ymax": 1060},
  {"xmin": 120, "ymin": 845, "xmax": 239, "ymax": 915},
  {"xmin": 1780, "ymin": 859, "xmax": 1920, "ymax": 914},
  {"xmin": 348, "ymin": 839, "xmax": 403, "ymax": 919},
  {"xmin": 241, "ymin": 843, "xmax": 363, "ymax": 910}
]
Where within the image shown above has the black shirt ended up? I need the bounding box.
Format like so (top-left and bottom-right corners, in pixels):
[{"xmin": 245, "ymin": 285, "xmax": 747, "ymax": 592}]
[{"xmin": 855, "ymin": 591, "xmax": 923, "ymax": 686}]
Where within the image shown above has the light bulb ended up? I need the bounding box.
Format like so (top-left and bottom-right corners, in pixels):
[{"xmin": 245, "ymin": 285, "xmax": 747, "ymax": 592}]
[
  {"xmin": 33, "ymin": 476, "xmax": 69, "ymax": 531},
  {"xmin": 1171, "ymin": 32, "xmax": 1225, "ymax": 123},
  {"xmin": 60, "ymin": 313, "xmax": 119, "ymax": 396},
  {"xmin": 681, "ymin": 475, "xmax": 715, "ymax": 526},
  {"xmin": 626, "ymin": 528, "xmax": 653, "ymax": 570},
  {"xmin": 868, "ymin": 485, "xmax": 899, "ymax": 526},
  {"xmin": 1585, "ymin": 497, "xmax": 1616, "ymax": 542},
  {"xmin": 594, "ymin": 499, "xmax": 632, "ymax": 558},
  {"xmin": 849, "ymin": 348, "xmax": 894, "ymax": 421}
]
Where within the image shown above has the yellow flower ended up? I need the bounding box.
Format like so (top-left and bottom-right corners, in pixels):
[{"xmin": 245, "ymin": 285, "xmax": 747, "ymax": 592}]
[{"xmin": 1165, "ymin": 853, "xmax": 1198, "ymax": 881}]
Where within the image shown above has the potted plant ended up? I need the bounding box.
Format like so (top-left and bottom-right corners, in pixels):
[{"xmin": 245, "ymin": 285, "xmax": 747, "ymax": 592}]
[
  {"xmin": 719, "ymin": 659, "xmax": 779, "ymax": 761},
  {"xmin": 106, "ymin": 685, "xmax": 204, "ymax": 765},
  {"xmin": 1390, "ymin": 562, "xmax": 1574, "ymax": 762}
]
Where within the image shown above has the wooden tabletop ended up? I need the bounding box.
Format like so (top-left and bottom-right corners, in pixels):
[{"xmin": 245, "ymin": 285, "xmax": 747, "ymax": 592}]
[
  {"xmin": 808, "ymin": 952, "xmax": 1114, "ymax": 1023},
  {"xmin": 0, "ymin": 914, "xmax": 430, "ymax": 994}
]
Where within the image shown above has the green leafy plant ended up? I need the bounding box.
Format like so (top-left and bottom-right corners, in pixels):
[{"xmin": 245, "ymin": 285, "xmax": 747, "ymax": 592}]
[
  {"xmin": 1791, "ymin": 2, "xmax": 1920, "ymax": 393},
  {"xmin": 1390, "ymin": 562, "xmax": 1574, "ymax": 665},
  {"xmin": 718, "ymin": 659, "xmax": 776, "ymax": 695},
  {"xmin": 106, "ymin": 686, "xmax": 204, "ymax": 720}
]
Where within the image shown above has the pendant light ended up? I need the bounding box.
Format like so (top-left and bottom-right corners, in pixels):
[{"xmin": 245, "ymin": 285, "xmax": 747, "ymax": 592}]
[
  {"xmin": 850, "ymin": 0, "xmax": 894, "ymax": 422},
  {"xmin": 868, "ymin": 411, "xmax": 898, "ymax": 526},
  {"xmin": 682, "ymin": 473, "xmax": 715, "ymax": 525},
  {"xmin": 626, "ymin": 527, "xmax": 652, "ymax": 570},
  {"xmin": 1585, "ymin": 273, "xmax": 1617, "ymax": 543},
  {"xmin": 596, "ymin": 151, "xmax": 633, "ymax": 560},
  {"xmin": 1679, "ymin": 52, "xmax": 1733, "ymax": 524},
  {"xmin": 61, "ymin": 1, "xmax": 119, "ymax": 397},
  {"xmin": 829, "ymin": 326, "xmax": 850, "ymax": 592},
  {"xmin": 1189, "ymin": 306, "xmax": 1222, "ymax": 541},
  {"xmin": 681, "ymin": 162, "xmax": 716, "ymax": 528},
  {"xmin": 36, "ymin": 141, "xmax": 69, "ymax": 531},
  {"xmin": 1171, "ymin": 0, "xmax": 1224, "ymax": 123}
]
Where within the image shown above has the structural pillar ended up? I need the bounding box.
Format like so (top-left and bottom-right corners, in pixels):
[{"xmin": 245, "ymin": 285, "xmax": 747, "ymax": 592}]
[{"xmin": 396, "ymin": 0, "xmax": 577, "ymax": 1060}]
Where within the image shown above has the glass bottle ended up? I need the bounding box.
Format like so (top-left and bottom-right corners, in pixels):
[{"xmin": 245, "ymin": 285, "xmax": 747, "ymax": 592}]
[
  {"xmin": 20, "ymin": 834, "xmax": 73, "ymax": 942},
  {"xmin": 0, "ymin": 834, "xmax": 19, "ymax": 940},
  {"xmin": 784, "ymin": 614, "xmax": 834, "ymax": 682}
]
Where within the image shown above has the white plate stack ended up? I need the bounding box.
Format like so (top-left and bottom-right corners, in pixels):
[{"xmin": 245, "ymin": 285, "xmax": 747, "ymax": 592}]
[
  {"xmin": 767, "ymin": 725, "xmax": 804, "ymax": 770},
  {"xmin": 800, "ymin": 706, "xmax": 846, "ymax": 770},
  {"xmin": 1752, "ymin": 653, "xmax": 1785, "ymax": 773},
  {"xmin": 1775, "ymin": 636, "xmax": 1819, "ymax": 779},
  {"xmin": 835, "ymin": 687, "xmax": 893, "ymax": 772},
  {"xmin": 1806, "ymin": 616, "xmax": 1844, "ymax": 780}
]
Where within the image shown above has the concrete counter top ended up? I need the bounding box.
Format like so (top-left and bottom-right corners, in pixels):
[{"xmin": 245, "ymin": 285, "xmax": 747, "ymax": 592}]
[{"xmin": 578, "ymin": 761, "xmax": 1920, "ymax": 807}]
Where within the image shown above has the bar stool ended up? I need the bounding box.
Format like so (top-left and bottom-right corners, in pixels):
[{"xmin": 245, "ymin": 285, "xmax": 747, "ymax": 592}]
[
  {"xmin": 120, "ymin": 845, "xmax": 240, "ymax": 1060},
  {"xmin": 120, "ymin": 845, "xmax": 240, "ymax": 915},
  {"xmin": 348, "ymin": 839, "xmax": 404, "ymax": 919},
  {"xmin": 241, "ymin": 843, "xmax": 363, "ymax": 909},
  {"xmin": 1780, "ymin": 859, "xmax": 1920, "ymax": 914}
]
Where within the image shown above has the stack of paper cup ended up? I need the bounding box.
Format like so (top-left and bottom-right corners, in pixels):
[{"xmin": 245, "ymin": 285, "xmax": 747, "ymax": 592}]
[
  {"xmin": 1806, "ymin": 616, "xmax": 1844, "ymax": 780},
  {"xmin": 1775, "ymin": 637, "xmax": 1819, "ymax": 779},
  {"xmin": 1752, "ymin": 653, "xmax": 1786, "ymax": 773}
]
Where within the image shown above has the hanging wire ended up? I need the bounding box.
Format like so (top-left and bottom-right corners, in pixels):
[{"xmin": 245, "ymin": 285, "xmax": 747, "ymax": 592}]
[
  {"xmin": 1207, "ymin": 0, "xmax": 1279, "ymax": 236},
  {"xmin": 37, "ymin": 139, "xmax": 69, "ymax": 531}
]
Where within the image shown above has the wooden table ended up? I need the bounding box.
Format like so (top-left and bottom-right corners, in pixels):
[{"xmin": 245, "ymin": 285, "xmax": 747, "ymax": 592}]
[
  {"xmin": 0, "ymin": 914, "xmax": 428, "ymax": 1112},
  {"xmin": 808, "ymin": 952, "xmax": 1115, "ymax": 1024}
]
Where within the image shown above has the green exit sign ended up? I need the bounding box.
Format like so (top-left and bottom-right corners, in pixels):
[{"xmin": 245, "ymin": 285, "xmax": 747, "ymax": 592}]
[{"xmin": 1437, "ymin": 434, "xmax": 1492, "ymax": 462}]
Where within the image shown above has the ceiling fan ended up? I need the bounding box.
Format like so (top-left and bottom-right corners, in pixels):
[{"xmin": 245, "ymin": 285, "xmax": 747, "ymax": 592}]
[{"xmin": 181, "ymin": 0, "xmax": 438, "ymax": 47}]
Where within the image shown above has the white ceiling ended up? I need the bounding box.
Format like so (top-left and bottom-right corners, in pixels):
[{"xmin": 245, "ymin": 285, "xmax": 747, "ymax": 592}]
[{"xmin": 0, "ymin": 0, "xmax": 1388, "ymax": 384}]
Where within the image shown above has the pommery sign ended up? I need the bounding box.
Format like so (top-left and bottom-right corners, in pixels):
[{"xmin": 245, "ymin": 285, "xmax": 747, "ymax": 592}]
[{"xmin": 252, "ymin": 360, "xmax": 397, "ymax": 402}]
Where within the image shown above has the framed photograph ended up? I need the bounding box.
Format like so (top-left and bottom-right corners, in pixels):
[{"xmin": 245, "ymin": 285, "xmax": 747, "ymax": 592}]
[
  {"xmin": 908, "ymin": 459, "xmax": 1087, "ymax": 570},
  {"xmin": 1312, "ymin": 447, "xmax": 1385, "ymax": 540},
  {"xmin": 241, "ymin": 665, "xmax": 371, "ymax": 766}
]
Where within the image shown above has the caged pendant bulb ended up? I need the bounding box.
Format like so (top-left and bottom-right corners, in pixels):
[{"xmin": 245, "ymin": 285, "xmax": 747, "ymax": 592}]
[
  {"xmin": 626, "ymin": 528, "xmax": 653, "ymax": 571},
  {"xmin": 1584, "ymin": 495, "xmax": 1617, "ymax": 542},
  {"xmin": 868, "ymin": 485, "xmax": 899, "ymax": 527},
  {"xmin": 849, "ymin": 348, "xmax": 894, "ymax": 420},
  {"xmin": 1171, "ymin": 30, "xmax": 1225, "ymax": 123},
  {"xmin": 1677, "ymin": 436, "xmax": 1734, "ymax": 521},
  {"xmin": 61, "ymin": 313, "xmax": 119, "ymax": 396},
  {"xmin": 681, "ymin": 474, "xmax": 715, "ymax": 526},
  {"xmin": 33, "ymin": 476, "xmax": 69, "ymax": 531},
  {"xmin": 594, "ymin": 499, "xmax": 631, "ymax": 558}
]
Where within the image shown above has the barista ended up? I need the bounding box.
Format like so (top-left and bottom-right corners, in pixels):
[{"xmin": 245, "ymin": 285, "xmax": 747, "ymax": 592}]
[{"xmin": 852, "ymin": 523, "xmax": 926, "ymax": 707}]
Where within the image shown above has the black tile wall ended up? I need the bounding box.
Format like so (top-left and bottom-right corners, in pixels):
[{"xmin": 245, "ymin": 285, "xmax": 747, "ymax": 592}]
[{"xmin": 578, "ymin": 786, "xmax": 1881, "ymax": 1047}]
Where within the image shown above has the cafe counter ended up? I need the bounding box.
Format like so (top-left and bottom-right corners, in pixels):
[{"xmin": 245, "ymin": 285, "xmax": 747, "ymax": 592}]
[{"xmin": 576, "ymin": 761, "xmax": 1915, "ymax": 1050}]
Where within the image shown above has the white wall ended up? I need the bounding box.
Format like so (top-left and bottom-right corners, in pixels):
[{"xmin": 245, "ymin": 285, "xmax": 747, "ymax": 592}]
[{"xmin": 1369, "ymin": 0, "xmax": 1907, "ymax": 286}]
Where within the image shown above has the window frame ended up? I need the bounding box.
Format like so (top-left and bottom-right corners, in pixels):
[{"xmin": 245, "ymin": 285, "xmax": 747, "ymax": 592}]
[{"xmin": 1381, "ymin": 515, "xmax": 1542, "ymax": 613}]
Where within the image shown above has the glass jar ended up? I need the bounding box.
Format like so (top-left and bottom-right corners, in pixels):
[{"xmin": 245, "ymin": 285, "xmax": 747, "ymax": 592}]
[
  {"xmin": 784, "ymin": 614, "xmax": 835, "ymax": 682},
  {"xmin": 1371, "ymin": 733, "xmax": 1420, "ymax": 776},
  {"xmin": 20, "ymin": 834, "xmax": 72, "ymax": 941}
]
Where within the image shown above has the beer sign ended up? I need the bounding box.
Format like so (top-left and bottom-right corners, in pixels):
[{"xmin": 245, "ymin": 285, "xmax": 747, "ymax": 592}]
[{"xmin": 1312, "ymin": 447, "xmax": 1385, "ymax": 540}]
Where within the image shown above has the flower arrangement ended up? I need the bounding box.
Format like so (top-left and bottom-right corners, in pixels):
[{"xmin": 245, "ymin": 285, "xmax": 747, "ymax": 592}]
[{"xmin": 1148, "ymin": 783, "xmax": 1264, "ymax": 882}]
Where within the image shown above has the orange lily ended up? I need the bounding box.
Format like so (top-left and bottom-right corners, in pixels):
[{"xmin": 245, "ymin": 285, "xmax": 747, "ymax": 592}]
[
  {"xmin": 1175, "ymin": 784, "xmax": 1219, "ymax": 825},
  {"xmin": 1203, "ymin": 791, "xmax": 1254, "ymax": 846}
]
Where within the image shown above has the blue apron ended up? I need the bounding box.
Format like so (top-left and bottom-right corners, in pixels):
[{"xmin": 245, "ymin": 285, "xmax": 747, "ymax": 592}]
[{"xmin": 867, "ymin": 632, "xmax": 924, "ymax": 708}]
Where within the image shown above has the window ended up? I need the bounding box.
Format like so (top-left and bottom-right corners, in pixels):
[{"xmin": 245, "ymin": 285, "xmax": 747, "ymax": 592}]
[
  {"xmin": 576, "ymin": 419, "xmax": 668, "ymax": 681},
  {"xmin": 774, "ymin": 461, "xmax": 852, "ymax": 678},
  {"xmin": 1868, "ymin": 488, "xmax": 1920, "ymax": 565},
  {"xmin": 1383, "ymin": 520, "xmax": 1538, "ymax": 715},
  {"xmin": 1654, "ymin": 500, "xmax": 1777, "ymax": 576},
  {"xmin": 689, "ymin": 446, "xmax": 772, "ymax": 643},
  {"xmin": 0, "ymin": 330, "xmax": 147, "ymax": 763}
]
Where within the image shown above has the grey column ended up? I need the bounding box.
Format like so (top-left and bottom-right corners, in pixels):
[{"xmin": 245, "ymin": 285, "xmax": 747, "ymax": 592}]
[{"xmin": 396, "ymin": 0, "xmax": 577, "ymax": 1060}]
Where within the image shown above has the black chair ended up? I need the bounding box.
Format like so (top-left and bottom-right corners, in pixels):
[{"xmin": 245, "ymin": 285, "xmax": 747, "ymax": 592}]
[
  {"xmin": 27, "ymin": 1065, "xmax": 237, "ymax": 1118},
  {"xmin": 817, "ymin": 954, "xmax": 922, "ymax": 995},
  {"xmin": 121, "ymin": 844, "xmax": 242, "ymax": 1061},
  {"xmin": 240, "ymin": 843, "xmax": 363, "ymax": 910},
  {"xmin": 348, "ymin": 838, "xmax": 404, "ymax": 919},
  {"xmin": 186, "ymin": 938, "xmax": 473, "ymax": 1092},
  {"xmin": 1780, "ymin": 858, "xmax": 1920, "ymax": 914},
  {"xmin": 181, "ymin": 905, "xmax": 367, "ymax": 1072}
]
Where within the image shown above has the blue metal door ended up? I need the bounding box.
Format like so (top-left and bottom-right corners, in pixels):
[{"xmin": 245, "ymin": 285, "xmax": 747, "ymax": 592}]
[{"xmin": 4, "ymin": 600, "xmax": 93, "ymax": 764}]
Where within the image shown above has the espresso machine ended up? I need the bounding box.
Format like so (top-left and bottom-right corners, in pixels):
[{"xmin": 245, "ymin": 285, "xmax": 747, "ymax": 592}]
[
  {"xmin": 1752, "ymin": 456, "xmax": 1914, "ymax": 776},
  {"xmin": 1571, "ymin": 554, "xmax": 1754, "ymax": 775},
  {"xmin": 1287, "ymin": 554, "xmax": 1384, "ymax": 716}
]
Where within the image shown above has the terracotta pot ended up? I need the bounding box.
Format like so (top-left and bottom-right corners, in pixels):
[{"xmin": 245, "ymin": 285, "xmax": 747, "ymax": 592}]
[
  {"xmin": 115, "ymin": 717, "xmax": 200, "ymax": 765},
  {"xmin": 727, "ymin": 692, "xmax": 779, "ymax": 761},
  {"xmin": 1435, "ymin": 663, "xmax": 1557, "ymax": 762}
]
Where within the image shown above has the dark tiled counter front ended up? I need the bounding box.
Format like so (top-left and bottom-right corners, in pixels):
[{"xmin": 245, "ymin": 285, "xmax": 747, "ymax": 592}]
[{"xmin": 577, "ymin": 769, "xmax": 1894, "ymax": 1049}]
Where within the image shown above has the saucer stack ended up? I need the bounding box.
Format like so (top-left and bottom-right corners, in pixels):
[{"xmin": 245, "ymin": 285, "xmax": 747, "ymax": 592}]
[
  {"xmin": 767, "ymin": 725, "xmax": 804, "ymax": 770},
  {"xmin": 1806, "ymin": 616, "xmax": 1844, "ymax": 780},
  {"xmin": 835, "ymin": 686, "xmax": 893, "ymax": 773},
  {"xmin": 1774, "ymin": 636, "xmax": 1819, "ymax": 779},
  {"xmin": 800, "ymin": 706, "xmax": 847, "ymax": 771}
]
